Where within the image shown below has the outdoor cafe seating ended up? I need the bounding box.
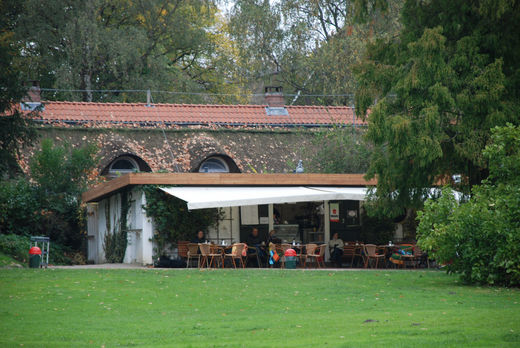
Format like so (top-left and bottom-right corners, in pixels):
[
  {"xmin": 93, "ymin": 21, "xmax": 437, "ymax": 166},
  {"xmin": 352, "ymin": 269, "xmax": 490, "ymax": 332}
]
[
  {"xmin": 224, "ymin": 243, "xmax": 246, "ymax": 268},
  {"xmin": 177, "ymin": 240, "xmax": 429, "ymax": 270},
  {"xmin": 363, "ymin": 244, "xmax": 385, "ymax": 268},
  {"xmin": 186, "ymin": 243, "xmax": 200, "ymax": 268}
]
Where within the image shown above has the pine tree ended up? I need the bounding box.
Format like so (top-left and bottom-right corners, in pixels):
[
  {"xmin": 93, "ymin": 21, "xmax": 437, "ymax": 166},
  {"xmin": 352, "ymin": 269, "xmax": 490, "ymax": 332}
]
[{"xmin": 355, "ymin": 0, "xmax": 520, "ymax": 215}]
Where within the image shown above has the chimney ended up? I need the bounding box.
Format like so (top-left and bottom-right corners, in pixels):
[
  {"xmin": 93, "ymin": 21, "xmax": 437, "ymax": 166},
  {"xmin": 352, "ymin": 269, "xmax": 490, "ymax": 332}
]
[
  {"xmin": 24, "ymin": 80, "xmax": 41, "ymax": 103},
  {"xmin": 264, "ymin": 86, "xmax": 285, "ymax": 107}
]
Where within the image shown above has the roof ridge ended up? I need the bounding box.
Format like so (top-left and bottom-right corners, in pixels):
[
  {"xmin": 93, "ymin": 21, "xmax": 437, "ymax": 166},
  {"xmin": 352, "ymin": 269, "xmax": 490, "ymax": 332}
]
[{"xmin": 39, "ymin": 100, "xmax": 354, "ymax": 109}]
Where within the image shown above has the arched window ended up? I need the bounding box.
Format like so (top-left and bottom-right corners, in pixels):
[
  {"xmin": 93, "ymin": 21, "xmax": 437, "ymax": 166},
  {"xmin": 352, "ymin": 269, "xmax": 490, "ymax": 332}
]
[
  {"xmin": 198, "ymin": 157, "xmax": 229, "ymax": 173},
  {"xmin": 109, "ymin": 156, "xmax": 139, "ymax": 175}
]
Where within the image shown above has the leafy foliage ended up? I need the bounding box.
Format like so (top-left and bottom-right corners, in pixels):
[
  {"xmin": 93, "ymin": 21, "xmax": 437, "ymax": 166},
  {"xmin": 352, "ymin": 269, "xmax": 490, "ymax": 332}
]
[
  {"xmin": 28, "ymin": 139, "xmax": 98, "ymax": 248},
  {"xmin": 103, "ymin": 219, "xmax": 127, "ymax": 263},
  {"xmin": 228, "ymin": 0, "xmax": 403, "ymax": 105},
  {"xmin": 142, "ymin": 185, "xmax": 221, "ymax": 255},
  {"xmin": 355, "ymin": 0, "xmax": 520, "ymax": 216},
  {"xmin": 417, "ymin": 124, "xmax": 520, "ymax": 286},
  {"xmin": 31, "ymin": 139, "xmax": 98, "ymax": 197},
  {"xmin": 0, "ymin": 0, "xmax": 37, "ymax": 177},
  {"xmin": 307, "ymin": 127, "xmax": 372, "ymax": 173},
  {"xmin": 14, "ymin": 0, "xmax": 245, "ymax": 103},
  {"xmin": 359, "ymin": 209, "xmax": 395, "ymax": 245},
  {"xmin": 103, "ymin": 189, "xmax": 131, "ymax": 263},
  {"xmin": 0, "ymin": 139, "xmax": 98, "ymax": 253},
  {"xmin": 0, "ymin": 179, "xmax": 41, "ymax": 236},
  {"xmin": 0, "ymin": 233, "xmax": 80, "ymax": 265}
]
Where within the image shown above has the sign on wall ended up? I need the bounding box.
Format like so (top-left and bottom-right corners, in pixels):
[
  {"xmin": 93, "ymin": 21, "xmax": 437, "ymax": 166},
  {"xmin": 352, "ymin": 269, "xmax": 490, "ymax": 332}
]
[{"xmin": 329, "ymin": 203, "xmax": 340, "ymax": 222}]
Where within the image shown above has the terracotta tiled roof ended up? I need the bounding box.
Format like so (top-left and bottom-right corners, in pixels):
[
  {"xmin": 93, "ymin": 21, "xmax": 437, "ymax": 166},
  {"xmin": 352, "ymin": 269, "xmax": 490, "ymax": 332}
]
[{"xmin": 28, "ymin": 101, "xmax": 366, "ymax": 127}]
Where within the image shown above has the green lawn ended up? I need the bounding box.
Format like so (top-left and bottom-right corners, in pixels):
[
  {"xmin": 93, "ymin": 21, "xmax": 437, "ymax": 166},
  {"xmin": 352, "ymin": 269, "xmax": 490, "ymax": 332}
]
[
  {"xmin": 1, "ymin": 269, "xmax": 519, "ymax": 347},
  {"xmin": 0, "ymin": 252, "xmax": 24, "ymax": 268}
]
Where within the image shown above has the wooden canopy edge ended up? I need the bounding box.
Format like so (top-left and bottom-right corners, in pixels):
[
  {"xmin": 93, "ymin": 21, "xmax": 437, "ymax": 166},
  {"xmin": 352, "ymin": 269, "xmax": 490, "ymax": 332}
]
[{"xmin": 82, "ymin": 172, "xmax": 377, "ymax": 203}]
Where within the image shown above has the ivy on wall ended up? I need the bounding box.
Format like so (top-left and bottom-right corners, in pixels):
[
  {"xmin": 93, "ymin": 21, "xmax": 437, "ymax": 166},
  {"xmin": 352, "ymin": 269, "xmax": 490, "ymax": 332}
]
[
  {"xmin": 103, "ymin": 188, "xmax": 132, "ymax": 262},
  {"xmin": 142, "ymin": 185, "xmax": 221, "ymax": 256}
]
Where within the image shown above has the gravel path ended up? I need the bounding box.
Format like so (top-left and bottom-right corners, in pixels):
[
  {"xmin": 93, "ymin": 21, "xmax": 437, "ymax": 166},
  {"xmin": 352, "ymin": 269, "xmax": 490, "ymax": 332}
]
[
  {"xmin": 47, "ymin": 263, "xmax": 405, "ymax": 271},
  {"xmin": 50, "ymin": 263, "xmax": 150, "ymax": 269}
]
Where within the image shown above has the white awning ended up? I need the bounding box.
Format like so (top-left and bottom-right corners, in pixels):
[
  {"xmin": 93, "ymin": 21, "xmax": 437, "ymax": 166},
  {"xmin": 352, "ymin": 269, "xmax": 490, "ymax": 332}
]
[{"xmin": 160, "ymin": 186, "xmax": 367, "ymax": 210}]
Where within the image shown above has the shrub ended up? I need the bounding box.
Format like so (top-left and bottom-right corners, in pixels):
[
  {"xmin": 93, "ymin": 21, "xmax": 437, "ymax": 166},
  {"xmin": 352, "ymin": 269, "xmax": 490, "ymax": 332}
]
[
  {"xmin": 143, "ymin": 185, "xmax": 221, "ymax": 255},
  {"xmin": 0, "ymin": 179, "xmax": 41, "ymax": 236},
  {"xmin": 0, "ymin": 234, "xmax": 78, "ymax": 265},
  {"xmin": 417, "ymin": 124, "xmax": 520, "ymax": 286},
  {"xmin": 359, "ymin": 210, "xmax": 396, "ymax": 245},
  {"xmin": 0, "ymin": 139, "xmax": 98, "ymax": 245},
  {"xmin": 0, "ymin": 234, "xmax": 31, "ymax": 263}
]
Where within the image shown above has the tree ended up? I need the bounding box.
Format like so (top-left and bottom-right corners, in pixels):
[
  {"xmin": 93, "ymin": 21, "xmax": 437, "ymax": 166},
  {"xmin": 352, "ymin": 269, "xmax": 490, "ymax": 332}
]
[
  {"xmin": 355, "ymin": 0, "xmax": 520, "ymax": 216},
  {"xmin": 30, "ymin": 139, "xmax": 98, "ymax": 248},
  {"xmin": 0, "ymin": 0, "xmax": 37, "ymax": 177},
  {"xmin": 228, "ymin": 0, "xmax": 402, "ymax": 105},
  {"xmin": 307, "ymin": 126, "xmax": 372, "ymax": 173},
  {"xmin": 14, "ymin": 0, "xmax": 245, "ymax": 103},
  {"xmin": 417, "ymin": 124, "xmax": 520, "ymax": 286}
]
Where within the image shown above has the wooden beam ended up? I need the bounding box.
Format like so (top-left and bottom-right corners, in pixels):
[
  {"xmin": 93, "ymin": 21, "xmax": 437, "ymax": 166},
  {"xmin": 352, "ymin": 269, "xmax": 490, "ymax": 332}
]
[
  {"xmin": 82, "ymin": 174, "xmax": 131, "ymax": 203},
  {"xmin": 82, "ymin": 173, "xmax": 377, "ymax": 203}
]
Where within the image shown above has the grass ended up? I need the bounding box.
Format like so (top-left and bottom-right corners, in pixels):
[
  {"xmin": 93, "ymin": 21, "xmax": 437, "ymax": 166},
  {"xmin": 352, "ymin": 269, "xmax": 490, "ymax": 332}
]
[
  {"xmin": 0, "ymin": 252, "xmax": 24, "ymax": 268},
  {"xmin": 1, "ymin": 269, "xmax": 519, "ymax": 347}
]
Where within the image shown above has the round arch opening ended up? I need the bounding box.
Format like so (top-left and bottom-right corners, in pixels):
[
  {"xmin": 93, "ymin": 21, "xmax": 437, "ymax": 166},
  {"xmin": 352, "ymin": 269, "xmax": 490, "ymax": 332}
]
[
  {"xmin": 194, "ymin": 155, "xmax": 240, "ymax": 173},
  {"xmin": 101, "ymin": 154, "xmax": 152, "ymax": 178}
]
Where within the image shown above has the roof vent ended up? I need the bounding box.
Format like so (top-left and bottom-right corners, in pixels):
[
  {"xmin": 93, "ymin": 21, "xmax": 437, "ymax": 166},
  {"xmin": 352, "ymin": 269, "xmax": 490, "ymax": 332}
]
[{"xmin": 265, "ymin": 106, "xmax": 288, "ymax": 116}]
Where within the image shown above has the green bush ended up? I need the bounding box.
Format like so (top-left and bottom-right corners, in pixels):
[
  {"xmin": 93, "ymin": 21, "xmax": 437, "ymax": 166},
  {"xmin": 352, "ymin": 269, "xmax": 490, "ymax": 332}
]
[
  {"xmin": 0, "ymin": 234, "xmax": 77, "ymax": 265},
  {"xmin": 143, "ymin": 185, "xmax": 221, "ymax": 255},
  {"xmin": 0, "ymin": 234, "xmax": 31, "ymax": 263},
  {"xmin": 417, "ymin": 124, "xmax": 520, "ymax": 286},
  {"xmin": 0, "ymin": 179, "xmax": 41, "ymax": 236},
  {"xmin": 359, "ymin": 210, "xmax": 396, "ymax": 245},
  {"xmin": 0, "ymin": 138, "xmax": 98, "ymax": 253}
]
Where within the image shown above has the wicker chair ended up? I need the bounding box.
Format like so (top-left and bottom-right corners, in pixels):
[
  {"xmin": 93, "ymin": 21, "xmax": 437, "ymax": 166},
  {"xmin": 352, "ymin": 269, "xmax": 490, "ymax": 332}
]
[
  {"xmin": 224, "ymin": 243, "xmax": 246, "ymax": 268},
  {"xmin": 306, "ymin": 244, "xmax": 327, "ymax": 268},
  {"xmin": 186, "ymin": 243, "xmax": 200, "ymax": 268},
  {"xmin": 246, "ymin": 245, "xmax": 263, "ymax": 268},
  {"xmin": 363, "ymin": 244, "xmax": 385, "ymax": 269},
  {"xmin": 199, "ymin": 243, "xmax": 223, "ymax": 268},
  {"xmin": 177, "ymin": 241, "xmax": 189, "ymax": 260},
  {"xmin": 342, "ymin": 244, "xmax": 357, "ymax": 267},
  {"xmin": 279, "ymin": 243, "xmax": 293, "ymax": 268},
  {"xmin": 302, "ymin": 243, "xmax": 318, "ymax": 268}
]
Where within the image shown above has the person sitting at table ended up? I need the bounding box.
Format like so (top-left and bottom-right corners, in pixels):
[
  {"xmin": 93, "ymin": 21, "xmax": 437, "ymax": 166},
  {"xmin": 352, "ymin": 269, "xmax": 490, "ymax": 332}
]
[
  {"xmin": 191, "ymin": 230, "xmax": 206, "ymax": 244},
  {"xmin": 245, "ymin": 228, "xmax": 266, "ymax": 265},
  {"xmin": 328, "ymin": 233, "xmax": 344, "ymax": 267},
  {"xmin": 266, "ymin": 229, "xmax": 282, "ymax": 245}
]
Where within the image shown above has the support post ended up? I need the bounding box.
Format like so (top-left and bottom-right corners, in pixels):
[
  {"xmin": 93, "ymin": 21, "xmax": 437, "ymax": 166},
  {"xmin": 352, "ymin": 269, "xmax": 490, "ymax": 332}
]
[{"xmin": 324, "ymin": 200, "xmax": 331, "ymax": 262}]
